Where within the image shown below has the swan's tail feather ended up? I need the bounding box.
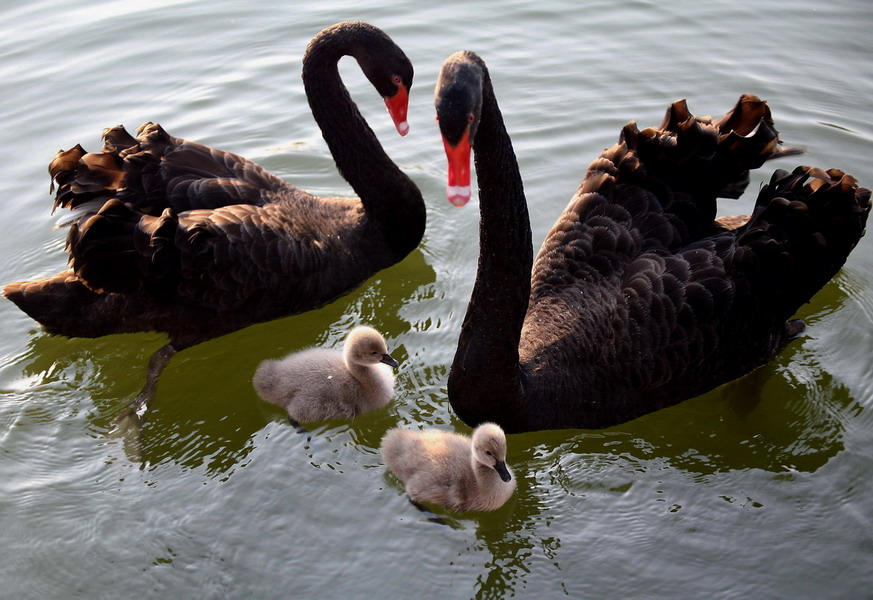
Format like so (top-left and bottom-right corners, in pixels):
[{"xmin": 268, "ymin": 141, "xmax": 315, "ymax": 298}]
[
  {"xmin": 737, "ymin": 165, "xmax": 870, "ymax": 316},
  {"xmin": 67, "ymin": 199, "xmax": 183, "ymax": 297},
  {"xmin": 117, "ymin": 122, "xmax": 173, "ymax": 209},
  {"xmin": 3, "ymin": 271, "xmax": 115, "ymax": 337},
  {"xmin": 49, "ymin": 141, "xmax": 127, "ymax": 214},
  {"xmin": 618, "ymin": 94, "xmax": 801, "ymax": 241},
  {"xmin": 48, "ymin": 122, "xmax": 281, "ymax": 226},
  {"xmin": 3, "ymin": 269, "xmax": 180, "ymax": 339},
  {"xmin": 49, "ymin": 124, "xmax": 158, "ymax": 220},
  {"xmin": 710, "ymin": 94, "xmax": 803, "ymax": 197}
]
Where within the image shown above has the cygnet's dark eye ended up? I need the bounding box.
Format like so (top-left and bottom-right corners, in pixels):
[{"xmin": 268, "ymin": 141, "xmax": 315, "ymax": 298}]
[{"xmin": 486, "ymin": 450, "xmax": 493, "ymax": 456}]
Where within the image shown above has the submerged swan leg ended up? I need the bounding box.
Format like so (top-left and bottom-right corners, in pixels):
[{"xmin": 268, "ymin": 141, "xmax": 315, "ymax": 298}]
[
  {"xmin": 288, "ymin": 416, "xmax": 313, "ymax": 443},
  {"xmin": 407, "ymin": 495, "xmax": 451, "ymax": 527},
  {"xmin": 114, "ymin": 343, "xmax": 179, "ymax": 426},
  {"xmin": 786, "ymin": 319, "xmax": 806, "ymax": 339},
  {"xmin": 110, "ymin": 342, "xmax": 180, "ymax": 460}
]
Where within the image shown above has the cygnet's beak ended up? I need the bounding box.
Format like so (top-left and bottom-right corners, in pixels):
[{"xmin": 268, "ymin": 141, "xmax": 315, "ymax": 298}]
[
  {"xmin": 380, "ymin": 353, "xmax": 400, "ymax": 368},
  {"xmin": 494, "ymin": 460, "xmax": 512, "ymax": 483}
]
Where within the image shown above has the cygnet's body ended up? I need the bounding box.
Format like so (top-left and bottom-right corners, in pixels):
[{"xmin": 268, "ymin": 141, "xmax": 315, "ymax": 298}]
[
  {"xmin": 253, "ymin": 326, "xmax": 399, "ymax": 422},
  {"xmin": 380, "ymin": 422, "xmax": 515, "ymax": 512}
]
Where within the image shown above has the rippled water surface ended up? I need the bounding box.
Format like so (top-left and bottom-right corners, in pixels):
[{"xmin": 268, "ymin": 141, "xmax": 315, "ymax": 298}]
[{"xmin": 1, "ymin": 1, "xmax": 872, "ymax": 598}]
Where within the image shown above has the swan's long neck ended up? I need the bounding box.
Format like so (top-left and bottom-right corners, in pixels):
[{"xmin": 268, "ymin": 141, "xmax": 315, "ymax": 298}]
[
  {"xmin": 301, "ymin": 25, "xmax": 424, "ymax": 258},
  {"xmin": 448, "ymin": 62, "xmax": 533, "ymax": 430}
]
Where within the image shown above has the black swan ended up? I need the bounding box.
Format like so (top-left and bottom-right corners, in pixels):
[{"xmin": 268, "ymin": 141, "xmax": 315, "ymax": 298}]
[
  {"xmin": 435, "ymin": 50, "xmax": 870, "ymax": 433},
  {"xmin": 3, "ymin": 21, "xmax": 426, "ymax": 414}
]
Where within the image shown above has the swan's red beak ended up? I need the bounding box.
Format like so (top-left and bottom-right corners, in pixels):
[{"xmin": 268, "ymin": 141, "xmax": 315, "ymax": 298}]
[
  {"xmin": 384, "ymin": 84, "xmax": 410, "ymax": 137},
  {"xmin": 442, "ymin": 128, "xmax": 472, "ymax": 207}
]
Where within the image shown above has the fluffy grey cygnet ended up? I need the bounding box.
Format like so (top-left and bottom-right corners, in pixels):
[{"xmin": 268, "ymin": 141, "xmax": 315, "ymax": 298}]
[
  {"xmin": 380, "ymin": 422, "xmax": 515, "ymax": 512},
  {"xmin": 253, "ymin": 326, "xmax": 399, "ymax": 422}
]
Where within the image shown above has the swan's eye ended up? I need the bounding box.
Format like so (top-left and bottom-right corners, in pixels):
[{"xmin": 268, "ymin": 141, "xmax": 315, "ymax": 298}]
[
  {"xmin": 467, "ymin": 113, "xmax": 474, "ymax": 123},
  {"xmin": 391, "ymin": 75, "xmax": 402, "ymax": 86}
]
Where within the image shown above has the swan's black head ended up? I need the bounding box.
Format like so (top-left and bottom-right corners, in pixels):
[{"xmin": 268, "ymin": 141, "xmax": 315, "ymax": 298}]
[
  {"xmin": 308, "ymin": 21, "xmax": 414, "ymax": 136},
  {"xmin": 350, "ymin": 22, "xmax": 414, "ymax": 136},
  {"xmin": 435, "ymin": 51, "xmax": 484, "ymax": 206}
]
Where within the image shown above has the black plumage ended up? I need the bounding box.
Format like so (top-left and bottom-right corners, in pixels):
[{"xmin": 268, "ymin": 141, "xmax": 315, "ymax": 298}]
[
  {"xmin": 4, "ymin": 21, "xmax": 425, "ymax": 412},
  {"xmin": 436, "ymin": 50, "xmax": 869, "ymax": 433}
]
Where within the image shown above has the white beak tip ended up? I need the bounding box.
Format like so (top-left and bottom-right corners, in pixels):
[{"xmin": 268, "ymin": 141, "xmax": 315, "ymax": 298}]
[{"xmin": 447, "ymin": 186, "xmax": 471, "ymax": 207}]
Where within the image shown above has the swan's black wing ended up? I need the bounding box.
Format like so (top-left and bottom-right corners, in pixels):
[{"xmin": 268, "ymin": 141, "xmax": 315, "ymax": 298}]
[
  {"xmin": 524, "ymin": 95, "xmax": 869, "ymax": 427},
  {"xmin": 49, "ymin": 122, "xmax": 300, "ymax": 218},
  {"xmin": 615, "ymin": 94, "xmax": 803, "ymax": 245},
  {"xmin": 58, "ymin": 192, "xmax": 380, "ymax": 339},
  {"xmin": 608, "ymin": 166, "xmax": 868, "ymax": 391}
]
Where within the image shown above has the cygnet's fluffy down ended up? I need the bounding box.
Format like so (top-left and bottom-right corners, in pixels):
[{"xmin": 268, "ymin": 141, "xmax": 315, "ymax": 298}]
[
  {"xmin": 380, "ymin": 422, "xmax": 515, "ymax": 512},
  {"xmin": 253, "ymin": 326, "xmax": 399, "ymax": 422}
]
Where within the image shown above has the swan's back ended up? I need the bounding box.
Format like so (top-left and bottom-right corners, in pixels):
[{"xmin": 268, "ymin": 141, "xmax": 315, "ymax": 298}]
[
  {"xmin": 520, "ymin": 96, "xmax": 870, "ymax": 426},
  {"xmin": 50, "ymin": 122, "xmax": 299, "ymax": 219}
]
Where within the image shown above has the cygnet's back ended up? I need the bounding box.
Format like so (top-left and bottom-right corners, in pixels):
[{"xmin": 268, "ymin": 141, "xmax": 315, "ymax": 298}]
[
  {"xmin": 253, "ymin": 326, "xmax": 399, "ymax": 422},
  {"xmin": 380, "ymin": 422, "xmax": 515, "ymax": 512}
]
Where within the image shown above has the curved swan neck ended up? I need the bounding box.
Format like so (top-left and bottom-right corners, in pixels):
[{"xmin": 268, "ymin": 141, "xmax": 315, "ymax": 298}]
[
  {"xmin": 447, "ymin": 54, "xmax": 532, "ymax": 429},
  {"xmin": 301, "ymin": 23, "xmax": 424, "ymax": 257}
]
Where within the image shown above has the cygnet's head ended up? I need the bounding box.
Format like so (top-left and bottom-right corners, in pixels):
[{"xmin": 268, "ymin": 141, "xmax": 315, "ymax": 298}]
[
  {"xmin": 471, "ymin": 422, "xmax": 512, "ymax": 482},
  {"xmin": 343, "ymin": 325, "xmax": 400, "ymax": 368}
]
